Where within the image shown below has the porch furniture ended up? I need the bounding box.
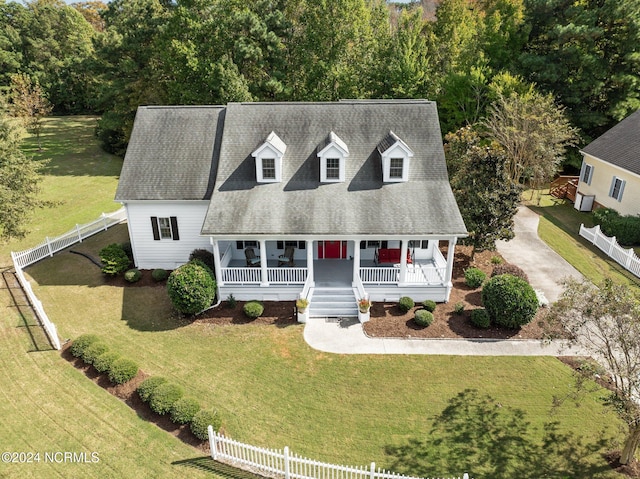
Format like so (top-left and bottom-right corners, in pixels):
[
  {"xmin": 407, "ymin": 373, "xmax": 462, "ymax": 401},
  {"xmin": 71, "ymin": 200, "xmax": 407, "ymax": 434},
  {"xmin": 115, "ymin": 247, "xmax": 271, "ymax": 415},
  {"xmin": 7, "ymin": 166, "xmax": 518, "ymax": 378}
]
[
  {"xmin": 374, "ymin": 248, "xmax": 412, "ymax": 265},
  {"xmin": 278, "ymin": 246, "xmax": 295, "ymax": 266},
  {"xmin": 244, "ymin": 247, "xmax": 261, "ymax": 266}
]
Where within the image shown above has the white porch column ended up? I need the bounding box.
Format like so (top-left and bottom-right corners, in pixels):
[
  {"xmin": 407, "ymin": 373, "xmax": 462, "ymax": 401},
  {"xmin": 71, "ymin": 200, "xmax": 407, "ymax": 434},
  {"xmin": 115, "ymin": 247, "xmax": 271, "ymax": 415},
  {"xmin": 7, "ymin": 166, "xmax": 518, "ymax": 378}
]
[
  {"xmin": 259, "ymin": 239, "xmax": 268, "ymax": 286},
  {"xmin": 211, "ymin": 239, "xmax": 223, "ymax": 286},
  {"xmin": 352, "ymin": 239, "xmax": 360, "ymax": 283},
  {"xmin": 306, "ymin": 240, "xmax": 314, "ymax": 283},
  {"xmin": 399, "ymin": 239, "xmax": 408, "ymax": 283},
  {"xmin": 444, "ymin": 237, "xmax": 457, "ymax": 301}
]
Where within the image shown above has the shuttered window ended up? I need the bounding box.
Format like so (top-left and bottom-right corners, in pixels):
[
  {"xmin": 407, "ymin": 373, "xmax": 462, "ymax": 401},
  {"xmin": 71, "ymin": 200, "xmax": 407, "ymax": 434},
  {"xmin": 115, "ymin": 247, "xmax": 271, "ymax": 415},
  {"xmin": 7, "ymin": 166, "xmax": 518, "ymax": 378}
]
[{"xmin": 151, "ymin": 216, "xmax": 180, "ymax": 240}]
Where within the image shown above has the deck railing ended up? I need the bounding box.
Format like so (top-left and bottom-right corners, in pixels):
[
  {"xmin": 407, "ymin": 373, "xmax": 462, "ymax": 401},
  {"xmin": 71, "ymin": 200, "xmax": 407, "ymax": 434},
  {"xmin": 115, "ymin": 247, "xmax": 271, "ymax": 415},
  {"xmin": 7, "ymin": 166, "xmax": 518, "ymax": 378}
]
[
  {"xmin": 360, "ymin": 264, "xmax": 446, "ymax": 285},
  {"xmin": 221, "ymin": 267, "xmax": 307, "ymax": 285}
]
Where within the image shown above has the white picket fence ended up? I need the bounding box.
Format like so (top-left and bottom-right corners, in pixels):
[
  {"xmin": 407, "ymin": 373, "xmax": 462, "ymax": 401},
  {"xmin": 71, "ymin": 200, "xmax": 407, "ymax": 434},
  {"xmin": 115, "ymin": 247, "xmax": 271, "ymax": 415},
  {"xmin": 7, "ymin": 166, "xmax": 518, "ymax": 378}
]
[
  {"xmin": 208, "ymin": 428, "xmax": 470, "ymax": 479},
  {"xmin": 9, "ymin": 208, "xmax": 128, "ymax": 350},
  {"xmin": 11, "ymin": 208, "xmax": 127, "ymax": 269},
  {"xmin": 579, "ymin": 224, "xmax": 640, "ymax": 278}
]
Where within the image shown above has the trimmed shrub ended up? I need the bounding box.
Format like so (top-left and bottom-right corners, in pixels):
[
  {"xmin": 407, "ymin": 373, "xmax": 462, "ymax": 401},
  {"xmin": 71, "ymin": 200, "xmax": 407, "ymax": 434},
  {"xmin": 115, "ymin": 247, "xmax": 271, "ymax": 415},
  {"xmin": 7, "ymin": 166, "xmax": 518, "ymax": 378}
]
[
  {"xmin": 491, "ymin": 255, "xmax": 503, "ymax": 264},
  {"xmin": 454, "ymin": 302, "xmax": 465, "ymax": 315},
  {"xmin": 464, "ymin": 267, "xmax": 486, "ymax": 288},
  {"xmin": 99, "ymin": 243, "xmax": 130, "ymax": 276},
  {"xmin": 470, "ymin": 308, "xmax": 491, "ymax": 329},
  {"xmin": 152, "ymin": 268, "xmax": 169, "ymax": 282},
  {"xmin": 108, "ymin": 358, "xmax": 139, "ymax": 385},
  {"xmin": 482, "ymin": 274, "xmax": 538, "ymax": 328},
  {"xmin": 81, "ymin": 341, "xmax": 109, "ymax": 365},
  {"xmin": 124, "ymin": 268, "xmax": 142, "ymax": 283},
  {"xmin": 191, "ymin": 409, "xmax": 221, "ymax": 441},
  {"xmin": 149, "ymin": 383, "xmax": 184, "ymax": 415},
  {"xmin": 121, "ymin": 241, "xmax": 133, "ymax": 260},
  {"xmin": 189, "ymin": 249, "xmax": 216, "ymax": 273},
  {"xmin": 137, "ymin": 376, "xmax": 168, "ymax": 403},
  {"xmin": 70, "ymin": 334, "xmax": 99, "ymax": 358},
  {"xmin": 414, "ymin": 309, "xmax": 434, "ymax": 327},
  {"xmin": 593, "ymin": 208, "xmax": 640, "ymax": 245},
  {"xmin": 167, "ymin": 261, "xmax": 216, "ymax": 315},
  {"xmin": 170, "ymin": 397, "xmax": 201, "ymax": 425},
  {"xmin": 398, "ymin": 296, "xmax": 415, "ymax": 313},
  {"xmin": 491, "ymin": 263, "xmax": 529, "ymax": 283},
  {"xmin": 93, "ymin": 351, "xmax": 121, "ymax": 374},
  {"xmin": 422, "ymin": 300, "xmax": 437, "ymax": 312},
  {"xmin": 243, "ymin": 300, "xmax": 264, "ymax": 319}
]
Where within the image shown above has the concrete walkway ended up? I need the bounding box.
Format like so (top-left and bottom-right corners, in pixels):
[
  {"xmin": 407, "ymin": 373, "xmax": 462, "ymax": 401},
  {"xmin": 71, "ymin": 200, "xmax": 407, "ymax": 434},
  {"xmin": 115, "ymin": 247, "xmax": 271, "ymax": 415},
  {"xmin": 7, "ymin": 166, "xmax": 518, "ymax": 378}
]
[{"xmin": 303, "ymin": 206, "xmax": 585, "ymax": 356}]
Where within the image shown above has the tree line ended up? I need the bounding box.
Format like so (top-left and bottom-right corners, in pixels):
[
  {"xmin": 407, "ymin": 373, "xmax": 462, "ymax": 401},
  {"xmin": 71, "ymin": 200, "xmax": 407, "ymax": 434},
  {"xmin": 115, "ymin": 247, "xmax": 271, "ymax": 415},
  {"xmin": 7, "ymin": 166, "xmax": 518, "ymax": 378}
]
[{"xmin": 1, "ymin": 0, "xmax": 638, "ymax": 157}]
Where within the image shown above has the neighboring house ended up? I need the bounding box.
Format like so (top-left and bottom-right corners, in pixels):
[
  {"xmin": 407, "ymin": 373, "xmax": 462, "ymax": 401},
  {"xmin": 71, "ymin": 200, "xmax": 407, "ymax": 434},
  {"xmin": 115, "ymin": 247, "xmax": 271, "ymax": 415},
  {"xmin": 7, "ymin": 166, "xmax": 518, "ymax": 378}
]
[
  {"xmin": 115, "ymin": 100, "xmax": 467, "ymax": 317},
  {"xmin": 575, "ymin": 109, "xmax": 640, "ymax": 215}
]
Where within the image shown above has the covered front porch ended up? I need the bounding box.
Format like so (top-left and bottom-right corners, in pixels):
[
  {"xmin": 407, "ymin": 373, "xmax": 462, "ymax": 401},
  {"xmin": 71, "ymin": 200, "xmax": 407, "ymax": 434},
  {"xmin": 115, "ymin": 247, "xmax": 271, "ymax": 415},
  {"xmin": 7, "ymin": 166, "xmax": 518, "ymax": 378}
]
[{"xmin": 211, "ymin": 238, "xmax": 456, "ymax": 302}]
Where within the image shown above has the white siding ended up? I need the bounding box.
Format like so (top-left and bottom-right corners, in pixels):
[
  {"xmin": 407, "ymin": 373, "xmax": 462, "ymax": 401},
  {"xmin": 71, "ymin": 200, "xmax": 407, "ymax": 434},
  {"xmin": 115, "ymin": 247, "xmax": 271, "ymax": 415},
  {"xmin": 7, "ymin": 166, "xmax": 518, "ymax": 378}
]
[{"xmin": 124, "ymin": 201, "xmax": 211, "ymax": 269}]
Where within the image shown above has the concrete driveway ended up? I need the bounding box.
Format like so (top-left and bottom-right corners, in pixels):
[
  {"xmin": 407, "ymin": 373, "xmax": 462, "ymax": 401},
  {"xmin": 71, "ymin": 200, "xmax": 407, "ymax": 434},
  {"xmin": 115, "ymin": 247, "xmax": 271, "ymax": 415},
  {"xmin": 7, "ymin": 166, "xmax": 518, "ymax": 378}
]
[{"xmin": 496, "ymin": 206, "xmax": 583, "ymax": 303}]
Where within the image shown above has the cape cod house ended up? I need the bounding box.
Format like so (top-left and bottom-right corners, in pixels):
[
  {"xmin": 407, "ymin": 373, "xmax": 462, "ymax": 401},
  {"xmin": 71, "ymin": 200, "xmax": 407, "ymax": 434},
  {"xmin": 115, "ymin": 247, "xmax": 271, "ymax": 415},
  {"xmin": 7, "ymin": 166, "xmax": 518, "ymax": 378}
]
[
  {"xmin": 115, "ymin": 100, "xmax": 468, "ymax": 317},
  {"xmin": 575, "ymin": 109, "xmax": 640, "ymax": 215}
]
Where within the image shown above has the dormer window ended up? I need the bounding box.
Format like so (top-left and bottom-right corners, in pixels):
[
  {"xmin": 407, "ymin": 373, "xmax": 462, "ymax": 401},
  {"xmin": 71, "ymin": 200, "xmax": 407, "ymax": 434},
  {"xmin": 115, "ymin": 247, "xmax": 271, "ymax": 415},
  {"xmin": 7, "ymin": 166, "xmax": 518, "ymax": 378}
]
[
  {"xmin": 252, "ymin": 131, "xmax": 286, "ymax": 183},
  {"xmin": 317, "ymin": 131, "xmax": 348, "ymax": 183},
  {"xmin": 378, "ymin": 131, "xmax": 414, "ymax": 183}
]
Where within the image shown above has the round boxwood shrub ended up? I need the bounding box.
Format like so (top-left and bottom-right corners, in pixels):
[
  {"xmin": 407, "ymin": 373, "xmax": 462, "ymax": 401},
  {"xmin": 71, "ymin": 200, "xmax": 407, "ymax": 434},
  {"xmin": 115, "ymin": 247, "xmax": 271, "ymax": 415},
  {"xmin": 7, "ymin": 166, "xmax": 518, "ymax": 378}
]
[
  {"xmin": 470, "ymin": 308, "xmax": 491, "ymax": 329},
  {"xmin": 93, "ymin": 351, "xmax": 121, "ymax": 374},
  {"xmin": 191, "ymin": 409, "xmax": 221, "ymax": 441},
  {"xmin": 124, "ymin": 268, "xmax": 142, "ymax": 283},
  {"xmin": 167, "ymin": 261, "xmax": 216, "ymax": 315},
  {"xmin": 170, "ymin": 397, "xmax": 201, "ymax": 425},
  {"xmin": 70, "ymin": 334, "xmax": 99, "ymax": 358},
  {"xmin": 149, "ymin": 383, "xmax": 184, "ymax": 415},
  {"xmin": 243, "ymin": 300, "xmax": 264, "ymax": 319},
  {"xmin": 137, "ymin": 376, "xmax": 168, "ymax": 403},
  {"xmin": 491, "ymin": 263, "xmax": 529, "ymax": 283},
  {"xmin": 152, "ymin": 268, "xmax": 168, "ymax": 282},
  {"xmin": 464, "ymin": 267, "xmax": 486, "ymax": 289},
  {"xmin": 99, "ymin": 243, "xmax": 130, "ymax": 276},
  {"xmin": 108, "ymin": 357, "xmax": 139, "ymax": 385},
  {"xmin": 422, "ymin": 300, "xmax": 437, "ymax": 312},
  {"xmin": 482, "ymin": 274, "xmax": 538, "ymax": 328},
  {"xmin": 414, "ymin": 309, "xmax": 434, "ymax": 327},
  {"xmin": 398, "ymin": 296, "xmax": 415, "ymax": 313},
  {"xmin": 81, "ymin": 341, "xmax": 109, "ymax": 365}
]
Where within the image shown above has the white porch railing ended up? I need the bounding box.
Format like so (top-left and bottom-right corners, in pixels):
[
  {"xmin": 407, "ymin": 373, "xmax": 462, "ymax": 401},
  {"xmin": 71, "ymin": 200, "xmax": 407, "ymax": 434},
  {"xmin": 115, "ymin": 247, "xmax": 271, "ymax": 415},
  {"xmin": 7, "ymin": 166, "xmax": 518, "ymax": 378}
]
[
  {"xmin": 208, "ymin": 428, "xmax": 470, "ymax": 479},
  {"xmin": 360, "ymin": 264, "xmax": 446, "ymax": 285},
  {"xmin": 579, "ymin": 224, "xmax": 640, "ymax": 278},
  {"xmin": 267, "ymin": 267, "xmax": 307, "ymax": 284},
  {"xmin": 221, "ymin": 267, "xmax": 307, "ymax": 285}
]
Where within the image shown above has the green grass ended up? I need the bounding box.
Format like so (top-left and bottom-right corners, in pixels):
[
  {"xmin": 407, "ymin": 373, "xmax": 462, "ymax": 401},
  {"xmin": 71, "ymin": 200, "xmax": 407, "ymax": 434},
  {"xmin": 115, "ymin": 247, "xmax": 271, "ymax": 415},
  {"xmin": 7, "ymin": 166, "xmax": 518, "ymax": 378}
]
[
  {"xmin": 524, "ymin": 190, "xmax": 640, "ymax": 291},
  {"xmin": 0, "ymin": 116, "xmax": 123, "ymax": 267},
  {"xmin": 21, "ymin": 226, "xmax": 627, "ymax": 478}
]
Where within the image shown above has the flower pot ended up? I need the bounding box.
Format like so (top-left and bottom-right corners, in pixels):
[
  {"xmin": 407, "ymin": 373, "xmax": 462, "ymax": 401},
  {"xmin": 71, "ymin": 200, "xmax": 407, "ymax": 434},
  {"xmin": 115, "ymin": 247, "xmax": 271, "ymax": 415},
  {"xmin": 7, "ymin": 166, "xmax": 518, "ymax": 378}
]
[
  {"xmin": 358, "ymin": 310, "xmax": 370, "ymax": 323},
  {"xmin": 297, "ymin": 309, "xmax": 308, "ymax": 323}
]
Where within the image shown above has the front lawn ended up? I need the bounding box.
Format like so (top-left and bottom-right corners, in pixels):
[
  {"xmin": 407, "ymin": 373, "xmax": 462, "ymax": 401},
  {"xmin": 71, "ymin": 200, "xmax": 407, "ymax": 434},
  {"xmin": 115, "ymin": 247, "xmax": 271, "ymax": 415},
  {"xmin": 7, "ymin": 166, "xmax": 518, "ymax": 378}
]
[{"xmin": 23, "ymin": 225, "xmax": 628, "ymax": 478}]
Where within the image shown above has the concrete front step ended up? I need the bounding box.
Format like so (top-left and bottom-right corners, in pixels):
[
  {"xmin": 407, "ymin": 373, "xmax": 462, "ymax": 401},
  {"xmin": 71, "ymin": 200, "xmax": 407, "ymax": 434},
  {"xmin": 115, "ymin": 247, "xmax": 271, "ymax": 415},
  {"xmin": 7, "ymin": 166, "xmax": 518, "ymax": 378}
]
[{"xmin": 309, "ymin": 288, "xmax": 358, "ymax": 318}]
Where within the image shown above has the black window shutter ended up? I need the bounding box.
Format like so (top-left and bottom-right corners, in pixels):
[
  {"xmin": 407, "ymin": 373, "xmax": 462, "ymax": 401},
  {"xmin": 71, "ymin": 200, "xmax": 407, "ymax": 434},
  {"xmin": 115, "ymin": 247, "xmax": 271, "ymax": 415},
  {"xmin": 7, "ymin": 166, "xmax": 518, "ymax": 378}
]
[
  {"xmin": 170, "ymin": 216, "xmax": 180, "ymax": 240},
  {"xmin": 151, "ymin": 217, "xmax": 160, "ymax": 241},
  {"xmin": 381, "ymin": 240, "xmax": 388, "ymax": 249},
  {"xmin": 277, "ymin": 241, "xmax": 284, "ymax": 249},
  {"xmin": 299, "ymin": 241, "xmax": 306, "ymax": 250}
]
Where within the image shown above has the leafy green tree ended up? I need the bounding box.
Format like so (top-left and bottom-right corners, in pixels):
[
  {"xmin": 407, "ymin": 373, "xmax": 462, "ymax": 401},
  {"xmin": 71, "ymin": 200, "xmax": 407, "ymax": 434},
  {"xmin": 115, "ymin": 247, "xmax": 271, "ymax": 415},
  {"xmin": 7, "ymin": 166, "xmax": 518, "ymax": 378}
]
[
  {"xmin": 0, "ymin": 101, "xmax": 48, "ymax": 241},
  {"xmin": 518, "ymin": 0, "xmax": 640, "ymax": 137},
  {"xmin": 93, "ymin": 0, "xmax": 170, "ymax": 154},
  {"xmin": 548, "ymin": 278, "xmax": 640, "ymax": 465},
  {"xmin": 445, "ymin": 126, "xmax": 521, "ymax": 251},
  {"xmin": 481, "ymin": 91, "xmax": 578, "ymax": 193},
  {"xmin": 9, "ymin": 73, "xmax": 52, "ymax": 151}
]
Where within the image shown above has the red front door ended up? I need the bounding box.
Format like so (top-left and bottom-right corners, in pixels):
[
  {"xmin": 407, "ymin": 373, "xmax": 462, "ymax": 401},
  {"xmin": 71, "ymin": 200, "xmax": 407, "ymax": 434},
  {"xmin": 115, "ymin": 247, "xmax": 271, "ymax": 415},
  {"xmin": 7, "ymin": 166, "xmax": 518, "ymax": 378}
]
[{"xmin": 318, "ymin": 241, "xmax": 347, "ymax": 259}]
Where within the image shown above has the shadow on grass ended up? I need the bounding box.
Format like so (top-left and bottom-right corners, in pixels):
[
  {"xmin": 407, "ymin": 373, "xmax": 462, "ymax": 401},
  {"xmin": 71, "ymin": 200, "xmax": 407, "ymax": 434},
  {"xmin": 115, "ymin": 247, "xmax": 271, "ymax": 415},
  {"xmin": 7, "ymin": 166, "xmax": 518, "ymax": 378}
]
[
  {"xmin": 172, "ymin": 457, "xmax": 264, "ymax": 479},
  {"xmin": 384, "ymin": 389, "xmax": 613, "ymax": 479}
]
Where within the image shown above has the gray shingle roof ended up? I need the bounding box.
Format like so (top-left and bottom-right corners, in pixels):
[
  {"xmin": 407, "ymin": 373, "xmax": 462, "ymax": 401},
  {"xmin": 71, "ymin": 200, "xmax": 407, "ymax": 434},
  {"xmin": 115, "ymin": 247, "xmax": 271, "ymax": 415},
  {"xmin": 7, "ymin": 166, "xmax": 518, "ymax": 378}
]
[
  {"xmin": 581, "ymin": 109, "xmax": 640, "ymax": 176},
  {"xmin": 115, "ymin": 106, "xmax": 225, "ymax": 201},
  {"xmin": 201, "ymin": 100, "xmax": 467, "ymax": 237}
]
